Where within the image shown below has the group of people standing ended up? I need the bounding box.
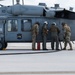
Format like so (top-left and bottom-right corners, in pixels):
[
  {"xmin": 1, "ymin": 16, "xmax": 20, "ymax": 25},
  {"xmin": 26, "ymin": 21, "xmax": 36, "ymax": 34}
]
[{"xmin": 32, "ymin": 21, "xmax": 73, "ymax": 50}]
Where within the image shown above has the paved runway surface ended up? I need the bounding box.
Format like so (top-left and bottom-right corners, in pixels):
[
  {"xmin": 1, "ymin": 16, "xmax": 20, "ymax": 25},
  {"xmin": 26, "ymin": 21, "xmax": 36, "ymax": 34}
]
[{"xmin": 0, "ymin": 43, "xmax": 75, "ymax": 75}]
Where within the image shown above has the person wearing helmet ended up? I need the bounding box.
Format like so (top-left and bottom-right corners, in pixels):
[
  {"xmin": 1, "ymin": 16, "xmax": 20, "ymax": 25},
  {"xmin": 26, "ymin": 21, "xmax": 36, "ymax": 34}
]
[
  {"xmin": 50, "ymin": 22, "xmax": 60, "ymax": 50},
  {"xmin": 62, "ymin": 22, "xmax": 73, "ymax": 50},
  {"xmin": 42, "ymin": 21, "xmax": 49, "ymax": 50}
]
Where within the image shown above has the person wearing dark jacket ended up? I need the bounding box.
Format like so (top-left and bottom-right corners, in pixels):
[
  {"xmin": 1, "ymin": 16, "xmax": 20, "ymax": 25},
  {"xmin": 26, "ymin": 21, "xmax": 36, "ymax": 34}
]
[{"xmin": 50, "ymin": 22, "xmax": 60, "ymax": 50}]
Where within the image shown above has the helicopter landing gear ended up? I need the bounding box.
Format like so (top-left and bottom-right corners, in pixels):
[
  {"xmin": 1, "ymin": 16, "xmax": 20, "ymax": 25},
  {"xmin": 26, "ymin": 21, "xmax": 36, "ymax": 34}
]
[
  {"xmin": 0, "ymin": 42, "xmax": 3, "ymax": 50},
  {"xmin": 4, "ymin": 42, "xmax": 7, "ymax": 48},
  {"xmin": 2, "ymin": 42, "xmax": 7, "ymax": 50}
]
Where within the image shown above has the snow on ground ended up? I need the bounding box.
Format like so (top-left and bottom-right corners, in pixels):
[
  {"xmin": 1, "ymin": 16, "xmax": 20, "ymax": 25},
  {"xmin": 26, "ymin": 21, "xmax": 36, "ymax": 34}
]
[{"xmin": 0, "ymin": 42, "xmax": 75, "ymax": 75}]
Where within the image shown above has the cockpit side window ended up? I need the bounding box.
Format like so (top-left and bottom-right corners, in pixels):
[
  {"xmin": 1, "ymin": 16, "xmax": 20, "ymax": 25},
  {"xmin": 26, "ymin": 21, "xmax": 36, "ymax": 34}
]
[{"xmin": 7, "ymin": 20, "xmax": 18, "ymax": 31}]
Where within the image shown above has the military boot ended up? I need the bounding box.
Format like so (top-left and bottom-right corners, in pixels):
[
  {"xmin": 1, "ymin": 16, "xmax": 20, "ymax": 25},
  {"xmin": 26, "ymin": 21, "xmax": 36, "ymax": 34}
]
[
  {"xmin": 62, "ymin": 48, "xmax": 66, "ymax": 50},
  {"xmin": 68, "ymin": 48, "xmax": 73, "ymax": 50}
]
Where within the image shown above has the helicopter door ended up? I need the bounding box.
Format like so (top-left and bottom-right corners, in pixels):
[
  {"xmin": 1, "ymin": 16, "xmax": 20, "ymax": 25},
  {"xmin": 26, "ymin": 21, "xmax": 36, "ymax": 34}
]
[
  {"xmin": 21, "ymin": 19, "xmax": 32, "ymax": 42},
  {"xmin": 5, "ymin": 19, "xmax": 18, "ymax": 41}
]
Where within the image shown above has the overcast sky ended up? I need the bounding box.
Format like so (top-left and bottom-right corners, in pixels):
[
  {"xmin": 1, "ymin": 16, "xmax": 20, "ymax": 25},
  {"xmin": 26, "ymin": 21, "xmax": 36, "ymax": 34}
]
[{"xmin": 0, "ymin": 0, "xmax": 75, "ymax": 11}]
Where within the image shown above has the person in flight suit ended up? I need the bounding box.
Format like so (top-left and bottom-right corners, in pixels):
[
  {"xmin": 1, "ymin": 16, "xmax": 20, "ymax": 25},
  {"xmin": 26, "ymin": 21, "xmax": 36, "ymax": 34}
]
[
  {"xmin": 62, "ymin": 23, "xmax": 73, "ymax": 50},
  {"xmin": 32, "ymin": 22, "xmax": 40, "ymax": 50},
  {"xmin": 42, "ymin": 21, "xmax": 49, "ymax": 50},
  {"xmin": 50, "ymin": 22, "xmax": 60, "ymax": 50}
]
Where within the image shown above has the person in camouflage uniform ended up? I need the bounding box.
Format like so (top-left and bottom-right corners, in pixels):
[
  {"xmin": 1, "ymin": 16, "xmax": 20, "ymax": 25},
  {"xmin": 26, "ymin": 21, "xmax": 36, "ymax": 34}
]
[
  {"xmin": 42, "ymin": 21, "xmax": 48, "ymax": 50},
  {"xmin": 50, "ymin": 22, "xmax": 60, "ymax": 50},
  {"xmin": 62, "ymin": 23, "xmax": 73, "ymax": 50},
  {"xmin": 32, "ymin": 22, "xmax": 40, "ymax": 50}
]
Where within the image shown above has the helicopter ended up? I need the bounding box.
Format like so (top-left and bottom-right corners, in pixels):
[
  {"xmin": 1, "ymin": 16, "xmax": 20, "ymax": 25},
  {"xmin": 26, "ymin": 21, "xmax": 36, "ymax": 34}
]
[{"xmin": 0, "ymin": 0, "xmax": 75, "ymax": 50}]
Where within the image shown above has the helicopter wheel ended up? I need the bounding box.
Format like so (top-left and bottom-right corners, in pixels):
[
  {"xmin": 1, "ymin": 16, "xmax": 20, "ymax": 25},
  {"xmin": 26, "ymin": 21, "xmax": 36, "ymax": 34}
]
[
  {"xmin": 0, "ymin": 42, "xmax": 3, "ymax": 50},
  {"xmin": 4, "ymin": 42, "xmax": 7, "ymax": 48}
]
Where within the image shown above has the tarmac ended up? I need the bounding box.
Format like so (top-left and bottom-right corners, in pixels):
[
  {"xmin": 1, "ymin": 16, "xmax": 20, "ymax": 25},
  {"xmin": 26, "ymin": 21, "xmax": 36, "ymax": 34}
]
[{"xmin": 0, "ymin": 42, "xmax": 75, "ymax": 75}]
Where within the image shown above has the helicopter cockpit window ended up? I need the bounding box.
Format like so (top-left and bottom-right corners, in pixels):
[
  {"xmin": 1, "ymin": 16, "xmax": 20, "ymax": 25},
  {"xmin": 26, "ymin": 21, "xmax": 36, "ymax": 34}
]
[
  {"xmin": 7, "ymin": 20, "xmax": 18, "ymax": 32},
  {"xmin": 21, "ymin": 20, "xmax": 31, "ymax": 31}
]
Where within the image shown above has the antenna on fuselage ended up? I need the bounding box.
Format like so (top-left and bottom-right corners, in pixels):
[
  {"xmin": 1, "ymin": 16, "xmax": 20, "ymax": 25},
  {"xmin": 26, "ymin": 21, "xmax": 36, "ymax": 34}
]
[
  {"xmin": 12, "ymin": 0, "xmax": 24, "ymax": 5},
  {"xmin": 16, "ymin": 0, "xmax": 20, "ymax": 4},
  {"xmin": 12, "ymin": 0, "xmax": 14, "ymax": 5},
  {"xmin": 69, "ymin": 7, "xmax": 73, "ymax": 11},
  {"xmin": 22, "ymin": 0, "xmax": 24, "ymax": 5}
]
